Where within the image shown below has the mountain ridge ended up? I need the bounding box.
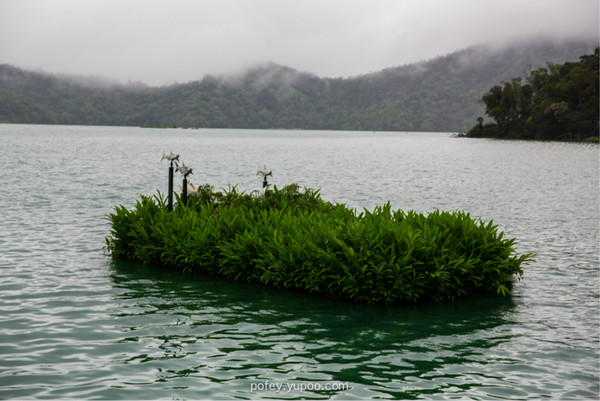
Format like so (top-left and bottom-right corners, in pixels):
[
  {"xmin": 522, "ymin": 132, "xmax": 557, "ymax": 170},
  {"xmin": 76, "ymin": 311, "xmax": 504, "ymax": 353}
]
[{"xmin": 0, "ymin": 38, "xmax": 596, "ymax": 131}]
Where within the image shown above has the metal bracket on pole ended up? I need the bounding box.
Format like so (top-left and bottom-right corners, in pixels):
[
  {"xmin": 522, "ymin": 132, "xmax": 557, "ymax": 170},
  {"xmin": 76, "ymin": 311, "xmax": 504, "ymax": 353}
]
[
  {"xmin": 162, "ymin": 151, "xmax": 179, "ymax": 211},
  {"xmin": 175, "ymin": 162, "xmax": 193, "ymax": 206},
  {"xmin": 257, "ymin": 164, "xmax": 272, "ymax": 189}
]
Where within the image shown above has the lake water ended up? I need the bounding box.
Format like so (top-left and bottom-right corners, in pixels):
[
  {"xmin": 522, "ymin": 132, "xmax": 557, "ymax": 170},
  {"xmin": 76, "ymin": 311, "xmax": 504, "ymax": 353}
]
[{"xmin": 0, "ymin": 124, "xmax": 598, "ymax": 400}]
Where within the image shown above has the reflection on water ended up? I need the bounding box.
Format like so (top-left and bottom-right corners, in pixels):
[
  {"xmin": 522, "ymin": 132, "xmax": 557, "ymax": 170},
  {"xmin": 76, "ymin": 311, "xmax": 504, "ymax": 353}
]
[
  {"xmin": 0, "ymin": 125, "xmax": 597, "ymax": 400},
  {"xmin": 107, "ymin": 259, "xmax": 518, "ymax": 399}
]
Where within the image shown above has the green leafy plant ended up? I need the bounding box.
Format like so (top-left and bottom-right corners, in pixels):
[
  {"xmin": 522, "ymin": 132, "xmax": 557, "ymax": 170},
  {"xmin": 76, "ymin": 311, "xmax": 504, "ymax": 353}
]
[{"xmin": 106, "ymin": 185, "xmax": 534, "ymax": 304}]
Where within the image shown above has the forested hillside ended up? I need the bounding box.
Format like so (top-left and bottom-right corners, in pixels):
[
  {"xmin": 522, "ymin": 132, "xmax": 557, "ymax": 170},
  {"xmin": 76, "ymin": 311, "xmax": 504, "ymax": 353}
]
[
  {"xmin": 467, "ymin": 48, "xmax": 599, "ymax": 140},
  {"xmin": 0, "ymin": 39, "xmax": 595, "ymax": 132}
]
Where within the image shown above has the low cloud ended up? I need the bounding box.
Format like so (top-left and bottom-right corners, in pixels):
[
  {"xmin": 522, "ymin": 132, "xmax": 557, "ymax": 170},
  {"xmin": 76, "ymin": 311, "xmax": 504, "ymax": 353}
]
[{"xmin": 0, "ymin": 0, "xmax": 597, "ymax": 85}]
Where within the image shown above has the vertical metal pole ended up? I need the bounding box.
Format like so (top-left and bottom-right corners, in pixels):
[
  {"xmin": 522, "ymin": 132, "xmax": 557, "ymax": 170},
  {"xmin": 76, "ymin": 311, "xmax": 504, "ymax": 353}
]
[
  {"xmin": 168, "ymin": 163, "xmax": 174, "ymax": 211},
  {"xmin": 182, "ymin": 176, "xmax": 188, "ymax": 205}
]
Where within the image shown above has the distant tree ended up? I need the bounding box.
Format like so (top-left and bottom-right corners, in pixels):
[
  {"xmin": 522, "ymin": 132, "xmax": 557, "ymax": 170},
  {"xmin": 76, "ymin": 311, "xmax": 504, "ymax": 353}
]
[
  {"xmin": 469, "ymin": 47, "xmax": 599, "ymax": 140},
  {"xmin": 1, "ymin": 41, "xmax": 597, "ymax": 132}
]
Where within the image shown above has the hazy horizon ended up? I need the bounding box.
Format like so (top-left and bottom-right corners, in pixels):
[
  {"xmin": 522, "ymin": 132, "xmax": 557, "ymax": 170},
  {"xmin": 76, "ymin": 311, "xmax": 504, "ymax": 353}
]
[{"xmin": 1, "ymin": 0, "xmax": 598, "ymax": 86}]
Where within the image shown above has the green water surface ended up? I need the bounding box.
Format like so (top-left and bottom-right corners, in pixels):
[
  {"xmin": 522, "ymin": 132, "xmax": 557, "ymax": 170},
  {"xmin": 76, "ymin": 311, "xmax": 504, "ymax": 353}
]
[{"xmin": 0, "ymin": 125, "xmax": 598, "ymax": 399}]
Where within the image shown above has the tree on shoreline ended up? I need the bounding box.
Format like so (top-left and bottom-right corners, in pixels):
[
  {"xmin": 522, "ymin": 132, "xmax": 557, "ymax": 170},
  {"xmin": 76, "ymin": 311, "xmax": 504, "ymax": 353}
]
[
  {"xmin": 2, "ymin": 41, "xmax": 596, "ymax": 133},
  {"xmin": 468, "ymin": 48, "xmax": 599, "ymax": 140}
]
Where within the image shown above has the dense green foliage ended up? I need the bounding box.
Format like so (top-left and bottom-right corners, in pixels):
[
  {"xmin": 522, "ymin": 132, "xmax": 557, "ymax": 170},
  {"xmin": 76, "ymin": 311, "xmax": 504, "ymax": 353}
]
[
  {"xmin": 468, "ymin": 48, "xmax": 599, "ymax": 140},
  {"xmin": 106, "ymin": 185, "xmax": 533, "ymax": 304},
  {"xmin": 1, "ymin": 40, "xmax": 594, "ymax": 132}
]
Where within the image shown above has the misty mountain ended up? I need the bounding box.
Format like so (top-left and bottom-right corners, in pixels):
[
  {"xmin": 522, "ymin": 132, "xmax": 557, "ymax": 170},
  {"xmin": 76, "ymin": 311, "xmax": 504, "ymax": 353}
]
[{"xmin": 0, "ymin": 39, "xmax": 596, "ymax": 131}]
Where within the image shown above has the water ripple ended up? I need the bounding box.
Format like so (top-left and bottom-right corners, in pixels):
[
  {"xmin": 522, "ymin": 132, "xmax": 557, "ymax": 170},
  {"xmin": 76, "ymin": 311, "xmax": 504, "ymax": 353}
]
[{"xmin": 0, "ymin": 126, "xmax": 598, "ymax": 399}]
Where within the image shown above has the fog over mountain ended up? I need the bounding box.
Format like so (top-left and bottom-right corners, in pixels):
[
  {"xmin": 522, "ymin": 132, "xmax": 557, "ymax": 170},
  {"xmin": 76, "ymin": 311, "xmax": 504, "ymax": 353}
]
[
  {"xmin": 0, "ymin": 0, "xmax": 597, "ymax": 86},
  {"xmin": 1, "ymin": 38, "xmax": 596, "ymax": 132}
]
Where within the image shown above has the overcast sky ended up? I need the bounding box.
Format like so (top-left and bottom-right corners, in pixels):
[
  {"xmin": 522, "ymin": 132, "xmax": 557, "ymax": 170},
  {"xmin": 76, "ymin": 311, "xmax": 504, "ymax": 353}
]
[{"xmin": 0, "ymin": 0, "xmax": 597, "ymax": 85}]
